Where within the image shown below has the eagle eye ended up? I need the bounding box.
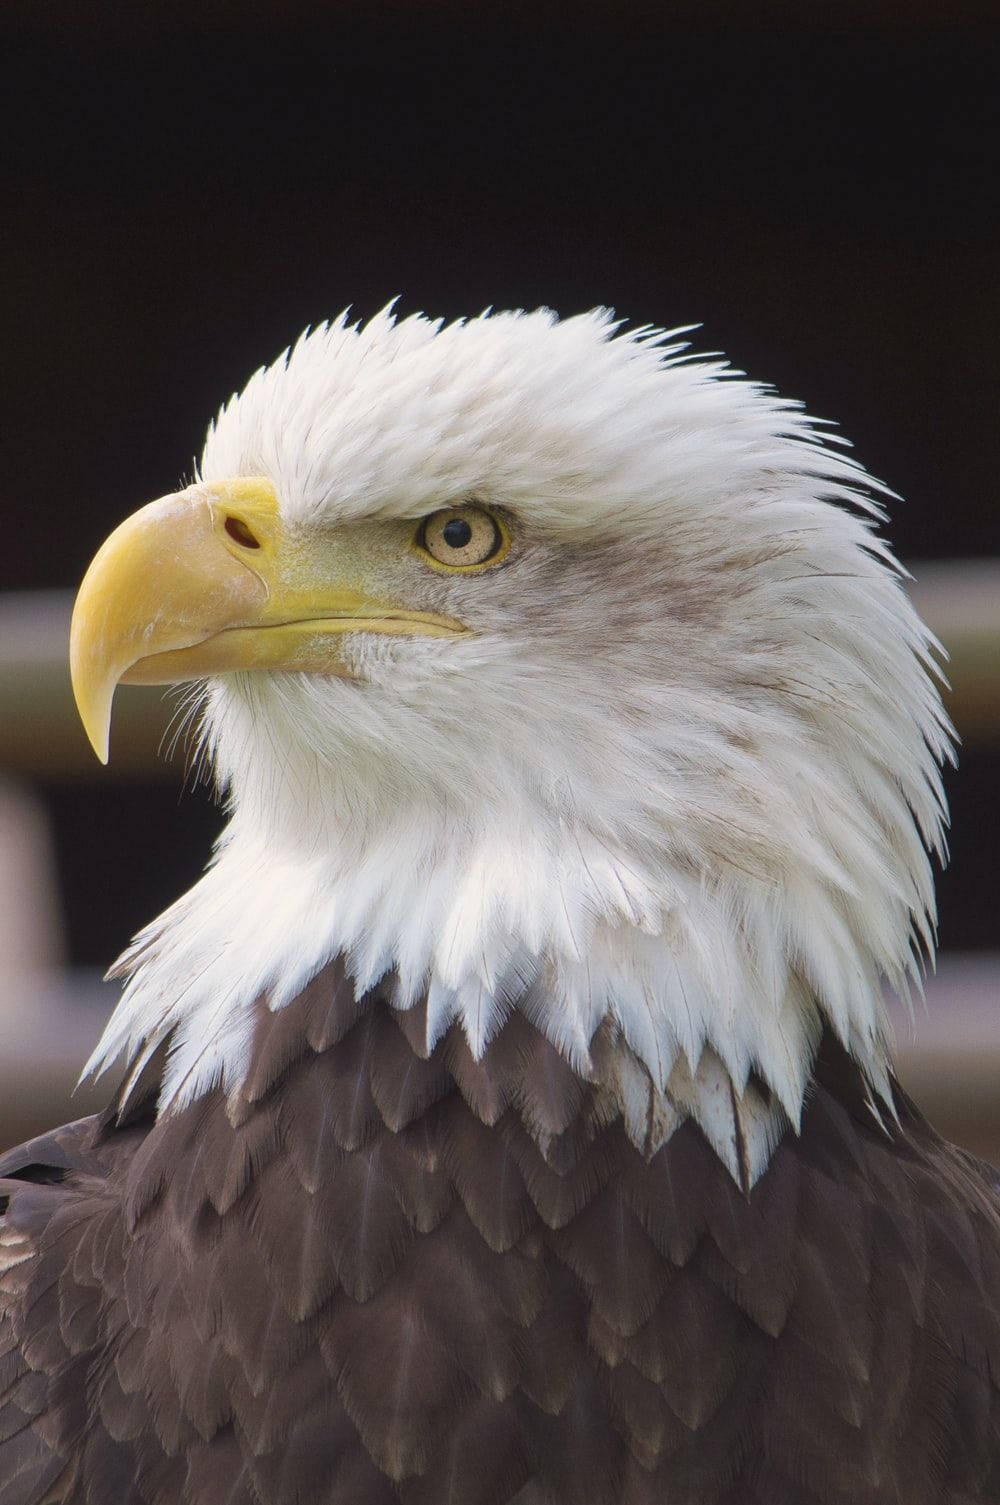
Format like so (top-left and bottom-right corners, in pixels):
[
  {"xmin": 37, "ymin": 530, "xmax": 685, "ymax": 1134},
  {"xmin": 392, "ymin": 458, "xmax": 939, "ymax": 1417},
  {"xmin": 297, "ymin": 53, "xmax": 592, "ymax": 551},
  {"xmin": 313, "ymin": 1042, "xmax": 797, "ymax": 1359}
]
[{"xmin": 414, "ymin": 505, "xmax": 509, "ymax": 572}]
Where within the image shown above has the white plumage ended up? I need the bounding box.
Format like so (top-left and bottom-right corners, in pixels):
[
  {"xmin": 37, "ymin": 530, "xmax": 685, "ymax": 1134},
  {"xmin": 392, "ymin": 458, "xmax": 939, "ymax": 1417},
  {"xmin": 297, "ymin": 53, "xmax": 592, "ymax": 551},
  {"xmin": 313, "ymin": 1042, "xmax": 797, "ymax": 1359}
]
[{"xmin": 86, "ymin": 304, "xmax": 951, "ymax": 1184}]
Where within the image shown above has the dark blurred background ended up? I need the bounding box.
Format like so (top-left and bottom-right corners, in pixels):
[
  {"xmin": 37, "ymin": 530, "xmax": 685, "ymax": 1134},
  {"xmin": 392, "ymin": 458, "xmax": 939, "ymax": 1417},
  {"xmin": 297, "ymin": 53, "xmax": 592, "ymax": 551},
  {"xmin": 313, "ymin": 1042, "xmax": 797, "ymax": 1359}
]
[{"xmin": 2, "ymin": 3, "xmax": 998, "ymax": 1148}]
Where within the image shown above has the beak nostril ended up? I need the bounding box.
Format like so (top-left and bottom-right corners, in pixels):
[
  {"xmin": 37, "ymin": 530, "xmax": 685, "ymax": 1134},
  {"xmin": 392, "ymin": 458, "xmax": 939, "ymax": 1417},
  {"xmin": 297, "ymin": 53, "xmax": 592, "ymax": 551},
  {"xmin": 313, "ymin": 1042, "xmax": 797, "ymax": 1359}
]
[{"xmin": 224, "ymin": 515, "xmax": 262, "ymax": 549}]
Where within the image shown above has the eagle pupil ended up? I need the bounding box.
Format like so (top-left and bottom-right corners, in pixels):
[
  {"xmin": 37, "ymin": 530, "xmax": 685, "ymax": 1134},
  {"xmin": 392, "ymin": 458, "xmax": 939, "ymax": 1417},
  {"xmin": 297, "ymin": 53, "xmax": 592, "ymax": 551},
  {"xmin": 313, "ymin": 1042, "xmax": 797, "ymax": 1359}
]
[{"xmin": 443, "ymin": 518, "xmax": 473, "ymax": 549}]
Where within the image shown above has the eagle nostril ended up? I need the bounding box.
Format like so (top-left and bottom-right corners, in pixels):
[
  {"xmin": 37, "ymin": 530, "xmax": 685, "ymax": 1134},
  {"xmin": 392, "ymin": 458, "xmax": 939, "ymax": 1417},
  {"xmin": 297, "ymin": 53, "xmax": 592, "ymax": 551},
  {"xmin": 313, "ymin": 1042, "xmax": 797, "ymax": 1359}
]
[{"xmin": 224, "ymin": 515, "xmax": 262, "ymax": 549}]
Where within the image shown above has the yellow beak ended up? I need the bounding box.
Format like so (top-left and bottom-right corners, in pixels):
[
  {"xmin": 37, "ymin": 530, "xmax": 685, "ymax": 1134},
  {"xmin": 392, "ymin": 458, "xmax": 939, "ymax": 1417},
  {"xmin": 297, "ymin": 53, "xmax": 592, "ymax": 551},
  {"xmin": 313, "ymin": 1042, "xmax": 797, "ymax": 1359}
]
[{"xmin": 70, "ymin": 477, "xmax": 466, "ymax": 763}]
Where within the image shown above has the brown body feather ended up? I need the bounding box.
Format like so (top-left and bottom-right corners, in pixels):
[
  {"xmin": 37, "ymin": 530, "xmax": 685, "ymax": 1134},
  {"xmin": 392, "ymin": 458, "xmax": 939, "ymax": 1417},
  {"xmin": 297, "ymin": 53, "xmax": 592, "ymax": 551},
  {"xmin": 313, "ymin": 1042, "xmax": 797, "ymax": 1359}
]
[{"xmin": 2, "ymin": 962, "xmax": 1000, "ymax": 1504}]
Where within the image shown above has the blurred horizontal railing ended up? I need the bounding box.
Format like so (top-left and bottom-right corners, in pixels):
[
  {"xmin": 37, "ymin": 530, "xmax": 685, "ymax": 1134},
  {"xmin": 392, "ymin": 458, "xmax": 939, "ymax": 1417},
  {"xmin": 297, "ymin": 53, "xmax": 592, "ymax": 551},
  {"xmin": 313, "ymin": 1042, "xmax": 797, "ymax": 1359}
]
[{"xmin": 0, "ymin": 561, "xmax": 999, "ymax": 776}]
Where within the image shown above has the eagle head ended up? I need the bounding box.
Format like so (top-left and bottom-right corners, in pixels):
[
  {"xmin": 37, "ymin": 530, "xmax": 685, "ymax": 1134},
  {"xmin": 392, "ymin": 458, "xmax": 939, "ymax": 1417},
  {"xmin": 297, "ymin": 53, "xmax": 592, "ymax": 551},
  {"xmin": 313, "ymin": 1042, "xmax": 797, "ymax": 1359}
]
[{"xmin": 72, "ymin": 306, "xmax": 951, "ymax": 1181}]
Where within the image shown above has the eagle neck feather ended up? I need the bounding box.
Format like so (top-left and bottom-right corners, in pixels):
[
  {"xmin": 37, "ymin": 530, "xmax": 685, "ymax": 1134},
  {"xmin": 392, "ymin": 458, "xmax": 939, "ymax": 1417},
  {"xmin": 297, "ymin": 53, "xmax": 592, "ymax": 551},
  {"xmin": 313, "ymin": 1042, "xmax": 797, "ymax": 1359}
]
[{"xmin": 88, "ymin": 796, "xmax": 898, "ymax": 1188}]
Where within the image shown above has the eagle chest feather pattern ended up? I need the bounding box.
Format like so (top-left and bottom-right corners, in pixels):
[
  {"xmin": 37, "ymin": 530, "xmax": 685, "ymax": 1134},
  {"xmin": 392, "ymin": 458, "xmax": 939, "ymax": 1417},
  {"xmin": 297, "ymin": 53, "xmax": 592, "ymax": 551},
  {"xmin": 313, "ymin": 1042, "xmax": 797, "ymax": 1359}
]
[{"xmin": 2, "ymin": 962, "xmax": 1000, "ymax": 1504}]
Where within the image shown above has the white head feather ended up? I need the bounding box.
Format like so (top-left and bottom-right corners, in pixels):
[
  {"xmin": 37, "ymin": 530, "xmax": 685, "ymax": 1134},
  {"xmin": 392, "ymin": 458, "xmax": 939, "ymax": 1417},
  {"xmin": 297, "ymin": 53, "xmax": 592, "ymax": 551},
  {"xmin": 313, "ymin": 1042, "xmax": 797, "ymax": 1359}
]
[{"xmin": 87, "ymin": 305, "xmax": 952, "ymax": 1183}]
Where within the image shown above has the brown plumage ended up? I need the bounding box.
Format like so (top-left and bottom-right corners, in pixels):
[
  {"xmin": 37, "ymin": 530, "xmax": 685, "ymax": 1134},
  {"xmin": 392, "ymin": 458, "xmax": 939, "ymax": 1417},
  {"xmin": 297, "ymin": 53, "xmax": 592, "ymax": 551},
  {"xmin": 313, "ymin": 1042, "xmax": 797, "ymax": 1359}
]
[{"xmin": 2, "ymin": 960, "xmax": 1000, "ymax": 1504}]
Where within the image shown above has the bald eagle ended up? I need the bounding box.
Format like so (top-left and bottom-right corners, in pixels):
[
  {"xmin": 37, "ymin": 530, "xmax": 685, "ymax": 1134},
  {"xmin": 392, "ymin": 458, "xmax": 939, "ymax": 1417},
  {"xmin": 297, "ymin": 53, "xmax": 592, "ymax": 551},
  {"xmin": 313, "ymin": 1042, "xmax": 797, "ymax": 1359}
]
[{"xmin": 2, "ymin": 307, "xmax": 998, "ymax": 1505}]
